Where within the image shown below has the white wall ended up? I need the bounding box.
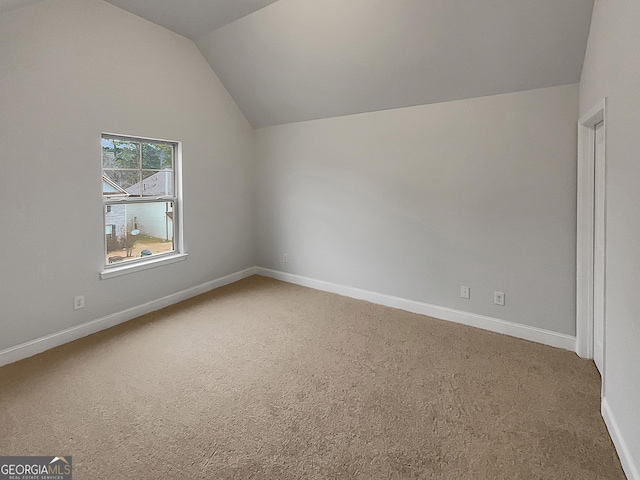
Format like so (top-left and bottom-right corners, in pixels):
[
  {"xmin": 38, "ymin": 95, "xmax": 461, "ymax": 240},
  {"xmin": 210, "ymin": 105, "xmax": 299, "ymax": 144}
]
[
  {"xmin": 0, "ymin": 0, "xmax": 255, "ymax": 351},
  {"xmin": 256, "ymin": 84, "xmax": 578, "ymax": 336},
  {"xmin": 580, "ymin": 1, "xmax": 640, "ymax": 477}
]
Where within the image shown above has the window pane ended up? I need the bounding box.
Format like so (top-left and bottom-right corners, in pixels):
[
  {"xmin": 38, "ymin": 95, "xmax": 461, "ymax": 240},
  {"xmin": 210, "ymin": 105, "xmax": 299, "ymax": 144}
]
[
  {"xmin": 102, "ymin": 138, "xmax": 116, "ymax": 168},
  {"xmin": 103, "ymin": 170, "xmax": 140, "ymax": 195},
  {"xmin": 105, "ymin": 201, "xmax": 175, "ymax": 265},
  {"xmin": 135, "ymin": 170, "xmax": 174, "ymax": 196},
  {"xmin": 142, "ymin": 143, "xmax": 172, "ymax": 170},
  {"xmin": 102, "ymin": 138, "xmax": 140, "ymax": 169},
  {"xmin": 124, "ymin": 171, "xmax": 173, "ymax": 196}
]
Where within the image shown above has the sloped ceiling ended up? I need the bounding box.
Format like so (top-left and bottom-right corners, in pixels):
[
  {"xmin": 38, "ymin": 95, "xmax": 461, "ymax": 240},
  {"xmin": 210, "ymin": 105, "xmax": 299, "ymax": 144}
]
[
  {"xmin": 1, "ymin": 0, "xmax": 595, "ymax": 128},
  {"xmin": 196, "ymin": 0, "xmax": 595, "ymax": 127},
  {"xmin": 103, "ymin": 0, "xmax": 279, "ymax": 39},
  {"xmin": 0, "ymin": 0, "xmax": 279, "ymax": 34},
  {"xmin": 0, "ymin": 0, "xmax": 40, "ymax": 13}
]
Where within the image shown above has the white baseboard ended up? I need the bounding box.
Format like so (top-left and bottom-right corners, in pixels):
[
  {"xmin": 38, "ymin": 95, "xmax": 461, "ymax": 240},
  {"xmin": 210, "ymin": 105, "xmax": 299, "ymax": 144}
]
[
  {"xmin": 603, "ymin": 397, "xmax": 639, "ymax": 480},
  {"xmin": 0, "ymin": 267, "xmax": 257, "ymax": 367},
  {"xmin": 256, "ymin": 268, "xmax": 576, "ymax": 352},
  {"xmin": 0, "ymin": 265, "xmax": 576, "ymax": 364}
]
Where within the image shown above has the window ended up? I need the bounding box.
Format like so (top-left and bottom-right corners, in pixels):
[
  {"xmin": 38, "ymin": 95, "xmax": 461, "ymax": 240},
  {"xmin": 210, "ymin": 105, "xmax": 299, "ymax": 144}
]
[{"xmin": 102, "ymin": 133, "xmax": 182, "ymax": 273}]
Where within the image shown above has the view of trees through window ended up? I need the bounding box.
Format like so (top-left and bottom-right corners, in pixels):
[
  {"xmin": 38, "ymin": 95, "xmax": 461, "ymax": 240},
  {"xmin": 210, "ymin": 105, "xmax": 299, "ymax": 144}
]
[{"xmin": 102, "ymin": 135, "xmax": 178, "ymax": 266}]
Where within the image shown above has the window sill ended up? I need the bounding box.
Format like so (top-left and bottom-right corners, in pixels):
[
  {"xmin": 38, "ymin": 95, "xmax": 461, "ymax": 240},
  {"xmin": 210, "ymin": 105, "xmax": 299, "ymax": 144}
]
[{"xmin": 100, "ymin": 253, "xmax": 188, "ymax": 279}]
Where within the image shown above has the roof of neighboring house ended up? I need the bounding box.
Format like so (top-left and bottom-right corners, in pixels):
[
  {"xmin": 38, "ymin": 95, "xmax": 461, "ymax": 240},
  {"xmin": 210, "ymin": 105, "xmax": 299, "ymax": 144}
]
[
  {"xmin": 126, "ymin": 171, "xmax": 172, "ymax": 196},
  {"xmin": 103, "ymin": 175, "xmax": 130, "ymax": 196}
]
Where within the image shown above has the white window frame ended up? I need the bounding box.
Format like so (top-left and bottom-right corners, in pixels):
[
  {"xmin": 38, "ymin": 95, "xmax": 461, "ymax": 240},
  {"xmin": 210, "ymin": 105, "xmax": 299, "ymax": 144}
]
[{"xmin": 100, "ymin": 133, "xmax": 186, "ymax": 279}]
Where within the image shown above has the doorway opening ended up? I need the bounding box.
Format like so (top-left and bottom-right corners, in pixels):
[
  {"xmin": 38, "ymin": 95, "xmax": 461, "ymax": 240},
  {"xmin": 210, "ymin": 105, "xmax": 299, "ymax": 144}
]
[{"xmin": 576, "ymin": 98, "xmax": 606, "ymax": 386}]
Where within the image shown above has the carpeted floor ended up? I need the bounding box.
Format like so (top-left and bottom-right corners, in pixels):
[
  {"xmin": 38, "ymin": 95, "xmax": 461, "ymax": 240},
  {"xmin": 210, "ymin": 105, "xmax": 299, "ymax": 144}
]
[{"xmin": 0, "ymin": 275, "xmax": 625, "ymax": 479}]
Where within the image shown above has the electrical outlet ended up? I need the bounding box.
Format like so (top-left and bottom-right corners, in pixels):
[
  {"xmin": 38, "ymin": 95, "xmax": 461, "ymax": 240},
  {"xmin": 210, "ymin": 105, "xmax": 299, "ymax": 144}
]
[
  {"xmin": 74, "ymin": 295, "xmax": 85, "ymax": 310},
  {"xmin": 283, "ymin": 253, "xmax": 288, "ymax": 263},
  {"xmin": 460, "ymin": 286, "xmax": 470, "ymax": 299},
  {"xmin": 494, "ymin": 291, "xmax": 505, "ymax": 306}
]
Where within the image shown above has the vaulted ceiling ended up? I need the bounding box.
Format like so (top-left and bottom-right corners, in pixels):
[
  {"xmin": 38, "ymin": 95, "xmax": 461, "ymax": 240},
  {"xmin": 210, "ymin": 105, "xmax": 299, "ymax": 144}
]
[
  {"xmin": 103, "ymin": 0, "xmax": 280, "ymax": 39},
  {"xmin": 0, "ymin": 0, "xmax": 595, "ymax": 128}
]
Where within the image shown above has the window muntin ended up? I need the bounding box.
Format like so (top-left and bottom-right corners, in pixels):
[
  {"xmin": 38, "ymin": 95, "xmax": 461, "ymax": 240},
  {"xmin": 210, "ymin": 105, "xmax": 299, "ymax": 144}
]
[
  {"xmin": 102, "ymin": 134, "xmax": 180, "ymax": 268},
  {"xmin": 102, "ymin": 137, "xmax": 174, "ymax": 197}
]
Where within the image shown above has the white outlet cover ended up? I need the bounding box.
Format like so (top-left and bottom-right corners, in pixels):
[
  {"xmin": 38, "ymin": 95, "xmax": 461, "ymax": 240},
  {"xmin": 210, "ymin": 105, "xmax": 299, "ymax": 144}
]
[
  {"xmin": 494, "ymin": 291, "xmax": 505, "ymax": 306},
  {"xmin": 74, "ymin": 295, "xmax": 85, "ymax": 310},
  {"xmin": 460, "ymin": 286, "xmax": 470, "ymax": 299}
]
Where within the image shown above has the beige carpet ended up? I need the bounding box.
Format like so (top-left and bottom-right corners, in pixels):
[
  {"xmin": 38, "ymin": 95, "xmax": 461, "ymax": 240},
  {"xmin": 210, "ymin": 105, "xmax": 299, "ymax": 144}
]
[{"xmin": 0, "ymin": 275, "xmax": 625, "ymax": 479}]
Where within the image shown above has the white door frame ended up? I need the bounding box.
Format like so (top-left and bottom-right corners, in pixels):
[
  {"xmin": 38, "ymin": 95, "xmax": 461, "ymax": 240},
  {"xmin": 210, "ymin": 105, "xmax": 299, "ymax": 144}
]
[{"xmin": 576, "ymin": 98, "xmax": 606, "ymax": 363}]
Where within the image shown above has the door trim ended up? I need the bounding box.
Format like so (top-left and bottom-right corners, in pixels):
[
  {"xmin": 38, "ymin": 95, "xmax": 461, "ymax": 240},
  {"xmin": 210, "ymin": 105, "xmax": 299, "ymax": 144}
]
[{"xmin": 576, "ymin": 98, "xmax": 606, "ymax": 362}]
